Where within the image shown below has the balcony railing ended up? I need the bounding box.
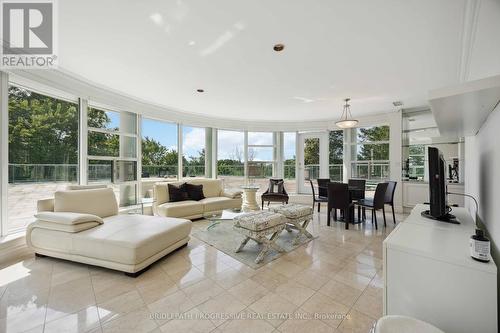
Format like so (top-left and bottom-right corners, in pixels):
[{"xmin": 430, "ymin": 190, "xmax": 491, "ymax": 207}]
[
  {"xmin": 217, "ymin": 164, "xmax": 244, "ymax": 177},
  {"xmin": 141, "ymin": 165, "xmax": 178, "ymax": 179},
  {"xmin": 9, "ymin": 164, "xmax": 78, "ymax": 183},
  {"xmin": 303, "ymin": 164, "xmax": 343, "ymax": 182}
]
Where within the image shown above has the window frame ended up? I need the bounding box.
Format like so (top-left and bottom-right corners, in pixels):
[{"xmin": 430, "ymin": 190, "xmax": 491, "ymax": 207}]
[
  {"xmin": 4, "ymin": 81, "xmax": 81, "ymax": 235},
  {"xmin": 87, "ymin": 103, "xmax": 139, "ymax": 206},
  {"xmin": 349, "ymin": 125, "xmax": 391, "ymax": 182}
]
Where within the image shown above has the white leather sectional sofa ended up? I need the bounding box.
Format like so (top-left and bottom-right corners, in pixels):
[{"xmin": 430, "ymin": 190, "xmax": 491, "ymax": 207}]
[
  {"xmin": 154, "ymin": 179, "xmax": 242, "ymax": 219},
  {"xmin": 26, "ymin": 187, "xmax": 192, "ymax": 276}
]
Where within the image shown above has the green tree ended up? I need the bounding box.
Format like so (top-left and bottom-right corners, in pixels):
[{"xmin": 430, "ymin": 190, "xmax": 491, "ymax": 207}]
[
  {"xmin": 8, "ymin": 86, "xmax": 79, "ymax": 165},
  {"xmin": 304, "ymin": 138, "xmax": 319, "ymax": 165},
  {"xmin": 329, "ymin": 130, "xmax": 343, "ymax": 164},
  {"xmin": 356, "ymin": 126, "xmax": 390, "ymax": 161}
]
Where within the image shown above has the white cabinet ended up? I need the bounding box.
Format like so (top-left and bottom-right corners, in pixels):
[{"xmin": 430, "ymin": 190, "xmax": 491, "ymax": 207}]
[
  {"xmin": 402, "ymin": 182, "xmax": 464, "ymax": 209},
  {"xmin": 384, "ymin": 204, "xmax": 497, "ymax": 333}
]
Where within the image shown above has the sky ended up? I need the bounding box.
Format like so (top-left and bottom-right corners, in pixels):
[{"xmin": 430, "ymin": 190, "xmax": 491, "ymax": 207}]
[{"xmin": 142, "ymin": 118, "xmax": 297, "ymax": 161}]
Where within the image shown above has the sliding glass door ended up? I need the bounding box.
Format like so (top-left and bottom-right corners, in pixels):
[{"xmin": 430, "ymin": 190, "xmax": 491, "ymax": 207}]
[{"xmin": 297, "ymin": 132, "xmax": 329, "ymax": 194}]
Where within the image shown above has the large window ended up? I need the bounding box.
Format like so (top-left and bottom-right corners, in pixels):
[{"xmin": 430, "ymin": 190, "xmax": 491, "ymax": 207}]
[
  {"xmin": 350, "ymin": 125, "xmax": 390, "ymax": 185},
  {"xmin": 141, "ymin": 118, "xmax": 178, "ymax": 180},
  {"xmin": 217, "ymin": 130, "xmax": 244, "ymax": 188},
  {"xmin": 329, "ymin": 130, "xmax": 343, "ymax": 181},
  {"xmin": 88, "ymin": 106, "xmax": 138, "ymax": 206},
  {"xmin": 247, "ymin": 132, "xmax": 275, "ymax": 192},
  {"xmin": 283, "ymin": 132, "xmax": 296, "ymax": 193},
  {"xmin": 182, "ymin": 126, "xmax": 206, "ymax": 177},
  {"xmin": 8, "ymin": 85, "xmax": 79, "ymax": 233}
]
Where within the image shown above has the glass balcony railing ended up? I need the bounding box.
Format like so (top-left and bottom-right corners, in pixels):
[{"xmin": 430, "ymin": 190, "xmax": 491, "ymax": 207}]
[
  {"xmin": 8, "ymin": 164, "xmax": 78, "ymax": 183},
  {"xmin": 141, "ymin": 165, "xmax": 179, "ymax": 179}
]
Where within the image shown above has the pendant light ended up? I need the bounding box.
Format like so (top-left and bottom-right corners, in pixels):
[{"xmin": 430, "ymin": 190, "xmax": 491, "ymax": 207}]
[{"xmin": 335, "ymin": 98, "xmax": 359, "ymax": 128}]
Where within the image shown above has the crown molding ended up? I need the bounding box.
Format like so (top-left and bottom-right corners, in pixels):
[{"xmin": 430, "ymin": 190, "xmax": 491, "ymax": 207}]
[{"xmin": 458, "ymin": 0, "xmax": 481, "ymax": 82}]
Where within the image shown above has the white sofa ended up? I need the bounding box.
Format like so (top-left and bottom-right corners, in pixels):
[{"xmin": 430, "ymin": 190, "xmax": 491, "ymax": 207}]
[
  {"xmin": 26, "ymin": 188, "xmax": 192, "ymax": 276},
  {"xmin": 153, "ymin": 179, "xmax": 242, "ymax": 219}
]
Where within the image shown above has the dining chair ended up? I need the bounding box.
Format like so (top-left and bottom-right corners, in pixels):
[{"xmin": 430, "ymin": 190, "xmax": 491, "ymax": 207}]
[
  {"xmin": 317, "ymin": 178, "xmax": 330, "ymax": 198},
  {"xmin": 348, "ymin": 179, "xmax": 366, "ymax": 221},
  {"xmin": 355, "ymin": 182, "xmax": 389, "ymax": 230},
  {"xmin": 327, "ymin": 182, "xmax": 354, "ymax": 229},
  {"xmin": 384, "ymin": 181, "xmax": 397, "ymax": 224},
  {"xmin": 310, "ymin": 179, "xmax": 328, "ymax": 212}
]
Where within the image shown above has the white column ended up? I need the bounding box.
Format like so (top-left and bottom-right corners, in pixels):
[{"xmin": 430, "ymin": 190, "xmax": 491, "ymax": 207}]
[
  {"xmin": 177, "ymin": 124, "xmax": 183, "ymax": 180},
  {"xmin": 243, "ymin": 131, "xmax": 248, "ymax": 185},
  {"xmin": 204, "ymin": 127, "xmax": 212, "ymax": 178},
  {"xmin": 136, "ymin": 115, "xmax": 142, "ymax": 198},
  {"xmin": 79, "ymin": 98, "xmax": 88, "ymax": 185},
  {"xmin": 344, "ymin": 129, "xmax": 352, "ymax": 181},
  {"xmin": 388, "ymin": 110, "xmax": 403, "ymax": 212},
  {"xmin": 319, "ymin": 131, "xmax": 329, "ymax": 178},
  {"xmin": 275, "ymin": 132, "xmax": 283, "ymax": 178},
  {"xmin": 0, "ymin": 71, "xmax": 9, "ymax": 236},
  {"xmin": 211, "ymin": 128, "xmax": 218, "ymax": 179}
]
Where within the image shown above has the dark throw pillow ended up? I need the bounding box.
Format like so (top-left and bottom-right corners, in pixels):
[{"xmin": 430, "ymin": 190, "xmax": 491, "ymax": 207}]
[
  {"xmin": 185, "ymin": 183, "xmax": 205, "ymax": 201},
  {"xmin": 168, "ymin": 183, "xmax": 189, "ymax": 202}
]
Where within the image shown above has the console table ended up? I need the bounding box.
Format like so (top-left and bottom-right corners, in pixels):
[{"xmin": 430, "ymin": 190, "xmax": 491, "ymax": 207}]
[{"xmin": 384, "ymin": 204, "xmax": 497, "ymax": 333}]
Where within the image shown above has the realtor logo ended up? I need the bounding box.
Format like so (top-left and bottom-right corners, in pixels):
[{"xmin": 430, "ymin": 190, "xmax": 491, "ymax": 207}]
[{"xmin": 1, "ymin": 0, "xmax": 57, "ymax": 68}]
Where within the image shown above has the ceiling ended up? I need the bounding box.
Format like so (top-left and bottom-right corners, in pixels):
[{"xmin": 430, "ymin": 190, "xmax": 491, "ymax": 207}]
[{"xmin": 57, "ymin": 0, "xmax": 500, "ymax": 122}]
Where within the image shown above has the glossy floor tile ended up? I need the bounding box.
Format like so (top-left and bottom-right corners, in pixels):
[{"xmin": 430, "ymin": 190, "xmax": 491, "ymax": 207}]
[{"xmin": 0, "ymin": 209, "xmax": 403, "ymax": 332}]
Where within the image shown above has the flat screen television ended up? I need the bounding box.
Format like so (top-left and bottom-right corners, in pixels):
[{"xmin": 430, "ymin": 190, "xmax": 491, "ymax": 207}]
[{"xmin": 421, "ymin": 146, "xmax": 458, "ymax": 223}]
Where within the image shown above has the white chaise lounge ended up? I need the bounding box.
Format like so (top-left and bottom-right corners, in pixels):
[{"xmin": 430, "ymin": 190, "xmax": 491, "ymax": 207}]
[{"xmin": 26, "ymin": 188, "xmax": 192, "ymax": 276}]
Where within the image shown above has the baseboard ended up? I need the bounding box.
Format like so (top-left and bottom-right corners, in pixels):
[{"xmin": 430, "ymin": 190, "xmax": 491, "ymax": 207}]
[{"xmin": 0, "ymin": 234, "xmax": 33, "ymax": 267}]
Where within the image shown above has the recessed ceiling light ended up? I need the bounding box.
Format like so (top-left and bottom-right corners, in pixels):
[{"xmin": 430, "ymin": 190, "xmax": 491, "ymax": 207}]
[
  {"xmin": 196, "ymin": 89, "xmax": 204, "ymax": 93},
  {"xmin": 273, "ymin": 43, "xmax": 285, "ymax": 52},
  {"xmin": 188, "ymin": 41, "xmax": 196, "ymax": 46}
]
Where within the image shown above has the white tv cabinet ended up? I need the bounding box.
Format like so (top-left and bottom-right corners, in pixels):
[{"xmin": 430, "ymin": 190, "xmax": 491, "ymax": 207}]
[{"xmin": 383, "ymin": 204, "xmax": 497, "ymax": 333}]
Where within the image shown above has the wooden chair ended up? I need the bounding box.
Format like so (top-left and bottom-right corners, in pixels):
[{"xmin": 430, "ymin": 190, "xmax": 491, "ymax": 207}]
[
  {"xmin": 310, "ymin": 179, "xmax": 328, "ymax": 212},
  {"xmin": 384, "ymin": 181, "xmax": 397, "ymax": 224},
  {"xmin": 327, "ymin": 183, "xmax": 354, "ymax": 229},
  {"xmin": 261, "ymin": 179, "xmax": 289, "ymax": 209},
  {"xmin": 355, "ymin": 182, "xmax": 389, "ymax": 230}
]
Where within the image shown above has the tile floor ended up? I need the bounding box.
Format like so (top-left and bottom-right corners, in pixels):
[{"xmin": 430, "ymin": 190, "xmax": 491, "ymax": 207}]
[{"xmin": 0, "ymin": 209, "xmax": 403, "ymax": 333}]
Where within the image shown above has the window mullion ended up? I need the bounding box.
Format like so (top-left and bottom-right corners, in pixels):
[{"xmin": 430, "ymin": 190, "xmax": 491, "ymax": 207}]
[{"xmin": 0, "ymin": 72, "xmax": 9, "ymax": 236}]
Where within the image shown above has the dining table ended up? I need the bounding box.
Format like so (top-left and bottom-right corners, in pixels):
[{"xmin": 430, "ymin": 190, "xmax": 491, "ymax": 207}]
[{"xmin": 318, "ymin": 184, "xmax": 366, "ymax": 223}]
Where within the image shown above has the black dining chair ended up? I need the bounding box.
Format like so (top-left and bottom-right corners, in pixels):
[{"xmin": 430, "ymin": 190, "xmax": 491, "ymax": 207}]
[
  {"xmin": 327, "ymin": 183, "xmax": 354, "ymax": 229},
  {"xmin": 317, "ymin": 178, "xmax": 330, "ymax": 198},
  {"xmin": 384, "ymin": 181, "xmax": 397, "ymax": 224},
  {"xmin": 310, "ymin": 179, "xmax": 328, "ymax": 212},
  {"xmin": 348, "ymin": 179, "xmax": 366, "ymax": 221},
  {"xmin": 355, "ymin": 182, "xmax": 389, "ymax": 230}
]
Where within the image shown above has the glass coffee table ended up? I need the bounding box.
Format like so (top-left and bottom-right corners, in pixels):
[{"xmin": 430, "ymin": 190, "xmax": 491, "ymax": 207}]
[{"xmin": 204, "ymin": 209, "xmax": 246, "ymax": 230}]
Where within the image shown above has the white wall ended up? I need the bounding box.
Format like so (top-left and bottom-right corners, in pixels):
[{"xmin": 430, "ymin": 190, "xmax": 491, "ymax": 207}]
[{"xmin": 464, "ymin": 102, "xmax": 500, "ymax": 288}]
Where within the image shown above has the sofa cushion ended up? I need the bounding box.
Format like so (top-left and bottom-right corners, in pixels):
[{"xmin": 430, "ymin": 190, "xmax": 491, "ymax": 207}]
[
  {"xmin": 54, "ymin": 188, "xmax": 118, "ymax": 218},
  {"xmin": 271, "ymin": 204, "xmax": 313, "ymax": 219},
  {"xmin": 157, "ymin": 200, "xmax": 204, "ymax": 218},
  {"xmin": 155, "ymin": 179, "xmax": 223, "ymax": 205},
  {"xmin": 199, "ymin": 197, "xmax": 238, "ymax": 212},
  {"xmin": 35, "ymin": 212, "xmax": 103, "ymax": 225},
  {"xmin": 168, "ymin": 183, "xmax": 189, "ymax": 202},
  {"xmin": 70, "ymin": 215, "xmax": 191, "ymax": 265},
  {"xmin": 185, "ymin": 183, "xmax": 205, "ymax": 201},
  {"xmin": 184, "ymin": 179, "xmax": 222, "ymax": 198}
]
